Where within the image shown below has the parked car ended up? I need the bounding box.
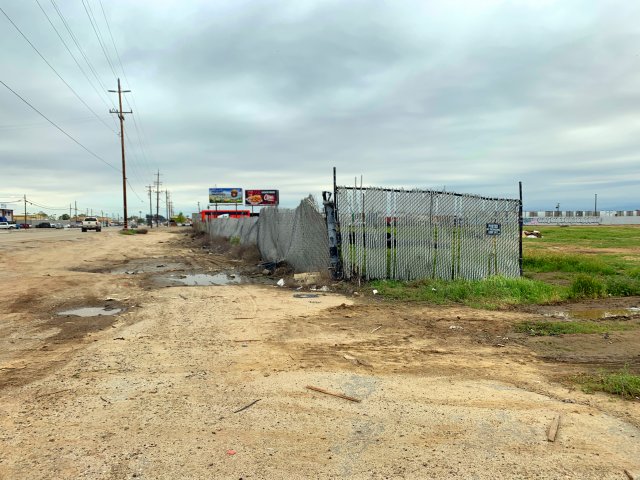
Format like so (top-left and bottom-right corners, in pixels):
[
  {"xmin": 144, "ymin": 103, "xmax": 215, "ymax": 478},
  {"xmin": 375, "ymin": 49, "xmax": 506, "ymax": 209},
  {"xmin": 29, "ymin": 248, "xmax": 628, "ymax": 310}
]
[
  {"xmin": 0, "ymin": 221, "xmax": 15, "ymax": 230},
  {"xmin": 19, "ymin": 223, "xmax": 30, "ymax": 229},
  {"xmin": 81, "ymin": 217, "xmax": 101, "ymax": 232},
  {"xmin": 35, "ymin": 222, "xmax": 52, "ymax": 228}
]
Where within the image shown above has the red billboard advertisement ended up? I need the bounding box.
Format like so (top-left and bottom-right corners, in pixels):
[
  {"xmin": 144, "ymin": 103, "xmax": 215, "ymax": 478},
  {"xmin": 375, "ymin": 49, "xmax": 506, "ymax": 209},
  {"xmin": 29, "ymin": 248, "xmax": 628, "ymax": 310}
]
[{"xmin": 245, "ymin": 189, "xmax": 279, "ymax": 206}]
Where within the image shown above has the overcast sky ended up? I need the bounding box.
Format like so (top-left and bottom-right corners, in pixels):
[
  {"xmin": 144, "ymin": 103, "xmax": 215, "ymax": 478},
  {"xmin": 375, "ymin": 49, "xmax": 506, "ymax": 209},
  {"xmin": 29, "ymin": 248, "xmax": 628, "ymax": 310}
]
[{"xmin": 1, "ymin": 0, "xmax": 639, "ymax": 218}]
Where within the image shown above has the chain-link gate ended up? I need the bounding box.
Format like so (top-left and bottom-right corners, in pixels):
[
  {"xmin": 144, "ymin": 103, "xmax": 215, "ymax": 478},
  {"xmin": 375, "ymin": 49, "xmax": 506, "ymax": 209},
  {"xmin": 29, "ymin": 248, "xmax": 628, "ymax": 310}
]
[{"xmin": 336, "ymin": 187, "xmax": 521, "ymax": 281}]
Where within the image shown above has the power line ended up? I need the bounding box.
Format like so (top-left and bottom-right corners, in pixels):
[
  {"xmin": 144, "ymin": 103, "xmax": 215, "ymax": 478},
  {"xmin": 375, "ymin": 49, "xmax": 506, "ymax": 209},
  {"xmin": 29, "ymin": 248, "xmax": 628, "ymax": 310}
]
[
  {"xmin": 100, "ymin": 1, "xmax": 155, "ymax": 177},
  {"xmin": 35, "ymin": 0, "xmax": 117, "ymax": 130},
  {"xmin": 0, "ymin": 5, "xmax": 116, "ymax": 134},
  {"xmin": 49, "ymin": 0, "xmax": 115, "ymax": 110},
  {"xmin": 81, "ymin": 0, "xmax": 118, "ymax": 80},
  {"xmin": 0, "ymin": 80, "xmax": 120, "ymax": 172}
]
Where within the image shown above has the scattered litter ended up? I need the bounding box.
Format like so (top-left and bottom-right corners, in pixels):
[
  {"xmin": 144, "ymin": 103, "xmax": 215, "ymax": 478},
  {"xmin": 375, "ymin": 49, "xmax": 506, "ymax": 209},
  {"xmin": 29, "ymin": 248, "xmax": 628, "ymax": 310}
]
[
  {"xmin": 495, "ymin": 344, "xmax": 506, "ymax": 347},
  {"xmin": 294, "ymin": 272, "xmax": 322, "ymax": 285},
  {"xmin": 305, "ymin": 385, "xmax": 361, "ymax": 403},
  {"xmin": 226, "ymin": 450, "xmax": 237, "ymax": 456},
  {"xmin": 449, "ymin": 325, "xmax": 463, "ymax": 330},
  {"xmin": 233, "ymin": 399, "xmax": 261, "ymax": 413},
  {"xmin": 431, "ymin": 288, "xmax": 437, "ymax": 291},
  {"xmin": 547, "ymin": 414, "xmax": 561, "ymax": 442},
  {"xmin": 372, "ymin": 289, "xmax": 378, "ymax": 295},
  {"xmin": 342, "ymin": 353, "xmax": 372, "ymax": 368},
  {"xmin": 293, "ymin": 293, "xmax": 320, "ymax": 299},
  {"xmin": 370, "ymin": 326, "xmax": 382, "ymax": 333},
  {"xmin": 113, "ymin": 337, "xmax": 125, "ymax": 340},
  {"xmin": 295, "ymin": 286, "xmax": 303, "ymax": 291},
  {"xmin": 100, "ymin": 396, "xmax": 111, "ymax": 404},
  {"xmin": 276, "ymin": 279, "xmax": 285, "ymax": 287},
  {"xmin": 156, "ymin": 264, "xmax": 166, "ymax": 268},
  {"xmin": 319, "ymin": 286, "xmax": 330, "ymax": 292}
]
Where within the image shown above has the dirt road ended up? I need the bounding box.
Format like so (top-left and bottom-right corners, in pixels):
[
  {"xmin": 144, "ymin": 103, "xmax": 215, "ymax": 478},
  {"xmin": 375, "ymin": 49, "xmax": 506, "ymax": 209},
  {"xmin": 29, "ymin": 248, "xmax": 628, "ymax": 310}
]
[{"xmin": 1, "ymin": 229, "xmax": 639, "ymax": 479}]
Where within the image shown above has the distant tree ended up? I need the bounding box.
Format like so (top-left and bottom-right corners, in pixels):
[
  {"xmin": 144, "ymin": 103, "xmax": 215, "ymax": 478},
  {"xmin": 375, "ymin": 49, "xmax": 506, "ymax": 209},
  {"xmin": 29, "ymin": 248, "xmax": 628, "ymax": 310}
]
[
  {"xmin": 59, "ymin": 214, "xmax": 70, "ymax": 220},
  {"xmin": 175, "ymin": 212, "xmax": 186, "ymax": 223}
]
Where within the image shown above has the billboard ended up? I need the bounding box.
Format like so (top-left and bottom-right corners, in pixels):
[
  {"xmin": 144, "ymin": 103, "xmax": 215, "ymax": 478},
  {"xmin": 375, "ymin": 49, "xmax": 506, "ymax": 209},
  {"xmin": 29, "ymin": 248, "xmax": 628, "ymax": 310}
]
[
  {"xmin": 245, "ymin": 189, "xmax": 279, "ymax": 206},
  {"xmin": 209, "ymin": 188, "xmax": 243, "ymax": 204}
]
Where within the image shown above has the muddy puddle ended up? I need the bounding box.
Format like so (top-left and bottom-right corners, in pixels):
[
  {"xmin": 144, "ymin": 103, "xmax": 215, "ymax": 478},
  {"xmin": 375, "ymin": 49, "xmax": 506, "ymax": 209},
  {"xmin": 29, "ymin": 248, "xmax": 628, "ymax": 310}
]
[
  {"xmin": 110, "ymin": 261, "xmax": 186, "ymax": 275},
  {"xmin": 545, "ymin": 307, "xmax": 640, "ymax": 321},
  {"xmin": 155, "ymin": 272, "xmax": 275, "ymax": 287},
  {"xmin": 58, "ymin": 307, "xmax": 123, "ymax": 317}
]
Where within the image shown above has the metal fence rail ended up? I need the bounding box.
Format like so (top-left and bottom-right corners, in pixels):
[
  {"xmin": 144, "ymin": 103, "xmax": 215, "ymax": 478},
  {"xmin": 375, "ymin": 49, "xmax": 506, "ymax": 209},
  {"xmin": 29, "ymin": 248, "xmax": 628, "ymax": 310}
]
[{"xmin": 336, "ymin": 186, "xmax": 521, "ymax": 281}]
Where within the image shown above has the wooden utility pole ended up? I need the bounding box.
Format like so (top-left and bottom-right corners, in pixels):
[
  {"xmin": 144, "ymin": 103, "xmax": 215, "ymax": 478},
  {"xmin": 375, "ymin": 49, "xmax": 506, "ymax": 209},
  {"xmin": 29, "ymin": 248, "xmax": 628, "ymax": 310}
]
[
  {"xmin": 109, "ymin": 79, "xmax": 132, "ymax": 229},
  {"xmin": 147, "ymin": 185, "xmax": 153, "ymax": 227},
  {"xmin": 155, "ymin": 170, "xmax": 161, "ymax": 227},
  {"xmin": 23, "ymin": 194, "xmax": 27, "ymax": 225}
]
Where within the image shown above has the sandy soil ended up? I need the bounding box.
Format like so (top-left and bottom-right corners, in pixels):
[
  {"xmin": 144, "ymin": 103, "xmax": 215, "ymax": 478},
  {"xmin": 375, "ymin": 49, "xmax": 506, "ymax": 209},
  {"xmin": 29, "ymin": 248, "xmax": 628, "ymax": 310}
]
[{"xmin": 1, "ymin": 229, "xmax": 639, "ymax": 479}]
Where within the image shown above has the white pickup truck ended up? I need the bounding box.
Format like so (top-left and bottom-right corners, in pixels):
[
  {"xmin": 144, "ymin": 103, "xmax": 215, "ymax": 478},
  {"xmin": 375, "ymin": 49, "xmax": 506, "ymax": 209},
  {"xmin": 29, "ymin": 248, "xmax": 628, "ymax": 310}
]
[
  {"xmin": 0, "ymin": 221, "xmax": 15, "ymax": 230},
  {"xmin": 81, "ymin": 217, "xmax": 101, "ymax": 232}
]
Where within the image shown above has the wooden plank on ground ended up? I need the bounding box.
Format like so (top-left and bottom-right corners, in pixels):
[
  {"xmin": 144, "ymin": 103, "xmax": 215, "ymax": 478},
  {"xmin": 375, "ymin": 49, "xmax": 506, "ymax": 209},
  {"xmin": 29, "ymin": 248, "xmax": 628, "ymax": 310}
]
[
  {"xmin": 305, "ymin": 385, "xmax": 361, "ymax": 403},
  {"xmin": 547, "ymin": 414, "xmax": 561, "ymax": 442}
]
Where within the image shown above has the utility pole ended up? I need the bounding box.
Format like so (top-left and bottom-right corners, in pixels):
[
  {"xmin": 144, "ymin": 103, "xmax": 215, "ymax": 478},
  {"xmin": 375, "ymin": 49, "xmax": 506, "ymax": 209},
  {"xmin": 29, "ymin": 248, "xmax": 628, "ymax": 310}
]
[
  {"xmin": 165, "ymin": 190, "xmax": 169, "ymax": 224},
  {"xmin": 24, "ymin": 194, "xmax": 27, "ymax": 225},
  {"xmin": 74, "ymin": 201, "xmax": 77, "ymax": 223},
  {"xmin": 147, "ymin": 185, "xmax": 153, "ymax": 227},
  {"xmin": 155, "ymin": 170, "xmax": 161, "ymax": 227},
  {"xmin": 69, "ymin": 204, "xmax": 72, "ymax": 220},
  {"xmin": 109, "ymin": 78, "xmax": 132, "ymax": 229},
  {"xmin": 594, "ymin": 194, "xmax": 598, "ymax": 215}
]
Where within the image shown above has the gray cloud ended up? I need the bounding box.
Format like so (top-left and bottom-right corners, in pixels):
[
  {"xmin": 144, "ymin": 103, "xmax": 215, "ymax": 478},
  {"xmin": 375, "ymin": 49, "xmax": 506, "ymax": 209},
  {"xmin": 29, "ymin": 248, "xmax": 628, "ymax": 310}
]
[{"xmin": 1, "ymin": 0, "xmax": 640, "ymax": 216}]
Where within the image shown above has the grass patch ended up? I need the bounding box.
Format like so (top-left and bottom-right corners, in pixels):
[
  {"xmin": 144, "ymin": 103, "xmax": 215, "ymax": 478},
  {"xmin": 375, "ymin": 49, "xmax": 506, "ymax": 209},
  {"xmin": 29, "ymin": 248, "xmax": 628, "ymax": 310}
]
[
  {"xmin": 523, "ymin": 253, "xmax": 617, "ymax": 275},
  {"xmin": 568, "ymin": 274, "xmax": 606, "ymax": 299},
  {"xmin": 118, "ymin": 228, "xmax": 148, "ymax": 235},
  {"xmin": 578, "ymin": 368, "xmax": 640, "ymax": 399},
  {"xmin": 515, "ymin": 320, "xmax": 637, "ymax": 336},
  {"xmin": 526, "ymin": 226, "xmax": 640, "ymax": 249},
  {"xmin": 370, "ymin": 276, "xmax": 563, "ymax": 309}
]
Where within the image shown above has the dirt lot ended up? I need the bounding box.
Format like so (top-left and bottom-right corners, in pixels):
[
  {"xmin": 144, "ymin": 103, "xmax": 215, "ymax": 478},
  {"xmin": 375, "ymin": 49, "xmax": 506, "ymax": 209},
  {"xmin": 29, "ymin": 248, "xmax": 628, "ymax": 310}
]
[{"xmin": 0, "ymin": 229, "xmax": 639, "ymax": 479}]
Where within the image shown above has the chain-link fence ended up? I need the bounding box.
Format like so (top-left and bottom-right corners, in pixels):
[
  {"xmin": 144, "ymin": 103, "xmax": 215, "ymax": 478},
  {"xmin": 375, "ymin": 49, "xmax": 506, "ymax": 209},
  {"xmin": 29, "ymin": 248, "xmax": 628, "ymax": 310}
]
[
  {"xmin": 199, "ymin": 196, "xmax": 330, "ymax": 273},
  {"xmin": 336, "ymin": 187, "xmax": 521, "ymax": 281}
]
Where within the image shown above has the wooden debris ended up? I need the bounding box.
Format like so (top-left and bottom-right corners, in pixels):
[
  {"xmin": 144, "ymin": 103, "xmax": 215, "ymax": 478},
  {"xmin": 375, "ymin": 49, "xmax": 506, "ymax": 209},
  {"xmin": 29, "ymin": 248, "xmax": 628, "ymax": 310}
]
[
  {"xmin": 547, "ymin": 414, "xmax": 561, "ymax": 442},
  {"xmin": 305, "ymin": 385, "xmax": 361, "ymax": 403},
  {"xmin": 100, "ymin": 396, "xmax": 111, "ymax": 404},
  {"xmin": 35, "ymin": 388, "xmax": 73, "ymax": 399},
  {"xmin": 370, "ymin": 325, "xmax": 382, "ymax": 333},
  {"xmin": 232, "ymin": 339, "xmax": 260, "ymax": 342},
  {"xmin": 624, "ymin": 469, "xmax": 636, "ymax": 480},
  {"xmin": 233, "ymin": 399, "xmax": 261, "ymax": 413}
]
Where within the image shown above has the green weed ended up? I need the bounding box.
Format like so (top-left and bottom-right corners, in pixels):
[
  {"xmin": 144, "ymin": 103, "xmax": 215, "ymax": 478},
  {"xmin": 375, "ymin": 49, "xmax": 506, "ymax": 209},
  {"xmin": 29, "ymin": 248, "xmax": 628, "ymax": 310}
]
[
  {"xmin": 370, "ymin": 276, "xmax": 562, "ymax": 309},
  {"xmin": 568, "ymin": 275, "xmax": 606, "ymax": 299},
  {"xmin": 579, "ymin": 368, "xmax": 640, "ymax": 399}
]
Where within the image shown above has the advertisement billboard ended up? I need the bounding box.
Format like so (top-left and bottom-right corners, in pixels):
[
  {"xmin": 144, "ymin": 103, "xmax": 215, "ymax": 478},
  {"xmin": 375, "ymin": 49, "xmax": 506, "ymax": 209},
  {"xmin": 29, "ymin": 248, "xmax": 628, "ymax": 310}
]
[
  {"xmin": 245, "ymin": 189, "xmax": 279, "ymax": 206},
  {"xmin": 209, "ymin": 188, "xmax": 243, "ymax": 204}
]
